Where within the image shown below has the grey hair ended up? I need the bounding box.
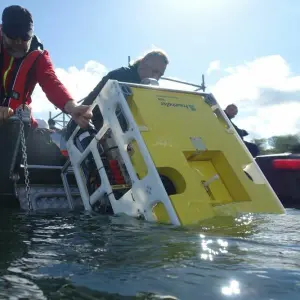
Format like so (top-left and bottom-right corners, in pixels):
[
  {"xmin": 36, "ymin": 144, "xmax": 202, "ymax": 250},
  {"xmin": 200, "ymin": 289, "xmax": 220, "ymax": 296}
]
[{"xmin": 131, "ymin": 49, "xmax": 169, "ymax": 66}]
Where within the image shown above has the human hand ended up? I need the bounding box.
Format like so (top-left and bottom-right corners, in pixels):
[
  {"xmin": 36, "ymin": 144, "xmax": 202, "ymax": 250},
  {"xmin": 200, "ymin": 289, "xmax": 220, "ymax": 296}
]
[
  {"xmin": 0, "ymin": 106, "xmax": 14, "ymax": 125},
  {"xmin": 64, "ymin": 101, "xmax": 93, "ymax": 128}
]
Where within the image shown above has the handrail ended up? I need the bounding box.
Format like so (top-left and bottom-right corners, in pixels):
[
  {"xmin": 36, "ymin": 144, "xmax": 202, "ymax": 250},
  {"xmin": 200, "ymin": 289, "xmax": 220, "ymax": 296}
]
[{"xmin": 160, "ymin": 75, "xmax": 206, "ymax": 91}]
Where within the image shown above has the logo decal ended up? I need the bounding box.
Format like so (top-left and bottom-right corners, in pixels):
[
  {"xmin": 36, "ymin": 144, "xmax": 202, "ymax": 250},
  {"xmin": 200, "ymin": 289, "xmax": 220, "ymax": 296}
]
[{"xmin": 157, "ymin": 95, "xmax": 196, "ymax": 111}]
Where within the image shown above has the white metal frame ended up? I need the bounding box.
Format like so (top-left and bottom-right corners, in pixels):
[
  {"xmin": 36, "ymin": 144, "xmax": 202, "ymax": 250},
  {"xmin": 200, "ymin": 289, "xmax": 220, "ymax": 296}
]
[{"xmin": 66, "ymin": 80, "xmax": 181, "ymax": 225}]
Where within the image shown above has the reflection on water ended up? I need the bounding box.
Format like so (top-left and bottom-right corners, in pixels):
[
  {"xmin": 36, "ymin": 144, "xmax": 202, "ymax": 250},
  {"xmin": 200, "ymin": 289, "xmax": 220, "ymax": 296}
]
[
  {"xmin": 221, "ymin": 280, "xmax": 241, "ymax": 296},
  {"xmin": 200, "ymin": 235, "xmax": 229, "ymax": 261},
  {"xmin": 0, "ymin": 209, "xmax": 299, "ymax": 299}
]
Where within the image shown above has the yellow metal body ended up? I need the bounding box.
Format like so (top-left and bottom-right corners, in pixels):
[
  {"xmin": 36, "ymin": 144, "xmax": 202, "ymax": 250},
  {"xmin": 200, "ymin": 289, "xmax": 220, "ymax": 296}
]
[{"xmin": 124, "ymin": 84, "xmax": 285, "ymax": 226}]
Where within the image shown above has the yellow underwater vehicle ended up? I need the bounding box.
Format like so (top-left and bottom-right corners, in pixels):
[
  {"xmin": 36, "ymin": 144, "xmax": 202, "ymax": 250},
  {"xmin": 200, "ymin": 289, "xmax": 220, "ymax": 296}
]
[
  {"xmin": 0, "ymin": 77, "xmax": 285, "ymax": 225},
  {"xmin": 64, "ymin": 78, "xmax": 285, "ymax": 226}
]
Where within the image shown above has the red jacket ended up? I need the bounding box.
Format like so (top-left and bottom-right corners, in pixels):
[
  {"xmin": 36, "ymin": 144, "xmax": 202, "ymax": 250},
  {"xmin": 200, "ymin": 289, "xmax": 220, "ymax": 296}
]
[{"xmin": 0, "ymin": 28, "xmax": 73, "ymax": 126}]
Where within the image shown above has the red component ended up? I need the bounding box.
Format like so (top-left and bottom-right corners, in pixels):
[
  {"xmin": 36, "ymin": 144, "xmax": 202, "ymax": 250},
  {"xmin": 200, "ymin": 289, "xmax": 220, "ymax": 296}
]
[
  {"xmin": 115, "ymin": 179, "xmax": 125, "ymax": 184},
  {"xmin": 111, "ymin": 167, "xmax": 122, "ymax": 177},
  {"xmin": 109, "ymin": 160, "xmax": 125, "ymax": 184},
  {"xmin": 272, "ymin": 159, "xmax": 300, "ymax": 170},
  {"xmin": 114, "ymin": 174, "xmax": 123, "ymax": 180},
  {"xmin": 60, "ymin": 150, "xmax": 69, "ymax": 157},
  {"xmin": 109, "ymin": 160, "xmax": 118, "ymax": 168}
]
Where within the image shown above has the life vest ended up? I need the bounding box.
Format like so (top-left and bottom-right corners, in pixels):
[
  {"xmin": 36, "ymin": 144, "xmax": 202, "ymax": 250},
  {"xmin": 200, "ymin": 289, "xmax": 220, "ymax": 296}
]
[{"xmin": 0, "ymin": 26, "xmax": 44, "ymax": 111}]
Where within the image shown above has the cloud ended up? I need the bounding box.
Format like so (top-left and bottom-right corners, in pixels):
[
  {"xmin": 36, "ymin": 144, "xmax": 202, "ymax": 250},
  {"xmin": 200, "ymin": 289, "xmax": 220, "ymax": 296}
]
[
  {"xmin": 208, "ymin": 55, "xmax": 300, "ymax": 139},
  {"xmin": 210, "ymin": 55, "xmax": 292, "ymax": 106},
  {"xmin": 31, "ymin": 60, "xmax": 107, "ymax": 116},
  {"xmin": 235, "ymin": 102, "xmax": 300, "ymax": 140},
  {"xmin": 207, "ymin": 60, "xmax": 221, "ymax": 74},
  {"xmin": 31, "ymin": 55, "xmax": 300, "ymax": 139},
  {"xmin": 258, "ymin": 89, "xmax": 300, "ymax": 106},
  {"xmin": 159, "ymin": 55, "xmax": 300, "ymax": 139}
]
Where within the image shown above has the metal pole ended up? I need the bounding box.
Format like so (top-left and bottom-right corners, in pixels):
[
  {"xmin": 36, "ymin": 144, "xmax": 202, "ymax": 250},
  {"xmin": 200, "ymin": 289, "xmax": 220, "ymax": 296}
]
[
  {"xmin": 160, "ymin": 77, "xmax": 202, "ymax": 89},
  {"xmin": 51, "ymin": 111, "xmax": 63, "ymax": 119},
  {"xmin": 161, "ymin": 74, "xmax": 207, "ymax": 92},
  {"xmin": 195, "ymin": 74, "xmax": 206, "ymax": 92}
]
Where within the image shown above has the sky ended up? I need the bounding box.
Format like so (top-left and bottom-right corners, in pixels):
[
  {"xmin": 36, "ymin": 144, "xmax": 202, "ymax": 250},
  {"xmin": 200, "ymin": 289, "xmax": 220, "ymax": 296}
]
[{"xmin": 1, "ymin": 0, "xmax": 300, "ymax": 139}]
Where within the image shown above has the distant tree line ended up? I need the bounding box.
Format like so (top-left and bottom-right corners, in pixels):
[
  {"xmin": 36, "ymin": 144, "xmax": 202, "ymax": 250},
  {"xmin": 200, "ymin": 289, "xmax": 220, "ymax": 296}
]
[{"xmin": 252, "ymin": 134, "xmax": 300, "ymax": 154}]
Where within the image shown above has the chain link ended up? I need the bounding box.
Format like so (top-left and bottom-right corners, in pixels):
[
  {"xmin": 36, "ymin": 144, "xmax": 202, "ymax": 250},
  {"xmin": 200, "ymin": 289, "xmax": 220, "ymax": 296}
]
[{"xmin": 17, "ymin": 108, "xmax": 32, "ymax": 211}]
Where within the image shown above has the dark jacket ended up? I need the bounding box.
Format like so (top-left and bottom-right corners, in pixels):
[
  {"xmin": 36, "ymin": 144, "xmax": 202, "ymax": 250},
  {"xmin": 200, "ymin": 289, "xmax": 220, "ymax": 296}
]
[
  {"xmin": 225, "ymin": 112, "xmax": 248, "ymax": 139},
  {"xmin": 66, "ymin": 64, "xmax": 141, "ymax": 137},
  {"xmin": 82, "ymin": 64, "xmax": 141, "ymax": 106}
]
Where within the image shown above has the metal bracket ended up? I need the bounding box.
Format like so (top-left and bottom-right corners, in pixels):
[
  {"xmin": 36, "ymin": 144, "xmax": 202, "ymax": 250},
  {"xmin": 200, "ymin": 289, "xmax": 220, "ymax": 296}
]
[{"xmin": 190, "ymin": 137, "xmax": 206, "ymax": 151}]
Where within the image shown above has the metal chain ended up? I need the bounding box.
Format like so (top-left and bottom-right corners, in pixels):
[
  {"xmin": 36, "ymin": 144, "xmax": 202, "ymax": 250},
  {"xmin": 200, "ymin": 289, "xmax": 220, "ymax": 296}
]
[{"xmin": 17, "ymin": 108, "xmax": 32, "ymax": 211}]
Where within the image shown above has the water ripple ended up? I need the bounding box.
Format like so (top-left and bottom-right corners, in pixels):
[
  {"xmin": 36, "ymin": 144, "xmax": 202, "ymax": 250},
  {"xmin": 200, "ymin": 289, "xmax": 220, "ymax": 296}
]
[{"xmin": 0, "ymin": 209, "xmax": 299, "ymax": 299}]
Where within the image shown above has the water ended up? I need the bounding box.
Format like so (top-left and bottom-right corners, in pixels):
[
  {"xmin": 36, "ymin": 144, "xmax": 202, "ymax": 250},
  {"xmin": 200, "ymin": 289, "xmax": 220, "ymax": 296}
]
[{"xmin": 0, "ymin": 208, "xmax": 299, "ymax": 299}]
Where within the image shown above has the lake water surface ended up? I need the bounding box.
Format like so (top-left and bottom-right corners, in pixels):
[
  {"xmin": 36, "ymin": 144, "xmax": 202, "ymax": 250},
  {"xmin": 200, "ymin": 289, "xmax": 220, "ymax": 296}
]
[{"xmin": 0, "ymin": 208, "xmax": 299, "ymax": 299}]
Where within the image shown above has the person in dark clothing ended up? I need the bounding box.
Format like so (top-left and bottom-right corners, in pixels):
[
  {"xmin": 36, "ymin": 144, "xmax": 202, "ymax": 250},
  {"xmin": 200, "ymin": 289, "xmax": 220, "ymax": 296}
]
[
  {"xmin": 224, "ymin": 104, "xmax": 259, "ymax": 157},
  {"xmin": 48, "ymin": 118, "xmax": 60, "ymax": 131},
  {"xmin": 66, "ymin": 49, "xmax": 169, "ymax": 138},
  {"xmin": 83, "ymin": 50, "xmax": 169, "ymax": 107}
]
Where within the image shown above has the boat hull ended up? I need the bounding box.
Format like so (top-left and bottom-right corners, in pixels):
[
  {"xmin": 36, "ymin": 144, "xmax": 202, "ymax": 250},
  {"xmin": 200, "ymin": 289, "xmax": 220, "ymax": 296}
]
[{"xmin": 0, "ymin": 123, "xmax": 79, "ymax": 210}]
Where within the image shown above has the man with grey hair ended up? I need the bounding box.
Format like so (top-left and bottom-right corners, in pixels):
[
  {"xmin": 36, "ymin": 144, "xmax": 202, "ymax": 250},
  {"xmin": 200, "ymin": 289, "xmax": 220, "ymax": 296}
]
[
  {"xmin": 84, "ymin": 49, "xmax": 168, "ymax": 106},
  {"xmin": 66, "ymin": 49, "xmax": 169, "ymax": 136}
]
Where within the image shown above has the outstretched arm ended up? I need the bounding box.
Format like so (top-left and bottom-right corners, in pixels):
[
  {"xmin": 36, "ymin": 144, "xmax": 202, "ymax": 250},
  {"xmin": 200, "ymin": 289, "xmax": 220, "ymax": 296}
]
[
  {"xmin": 36, "ymin": 51, "xmax": 92, "ymax": 128},
  {"xmin": 36, "ymin": 50, "xmax": 74, "ymax": 111}
]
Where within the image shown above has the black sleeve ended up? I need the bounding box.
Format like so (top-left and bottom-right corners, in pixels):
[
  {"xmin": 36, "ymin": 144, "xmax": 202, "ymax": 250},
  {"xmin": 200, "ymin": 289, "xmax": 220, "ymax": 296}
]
[
  {"xmin": 230, "ymin": 121, "xmax": 244, "ymax": 138},
  {"xmin": 82, "ymin": 68, "xmax": 130, "ymax": 106},
  {"xmin": 65, "ymin": 67, "xmax": 133, "ymax": 138},
  {"xmin": 241, "ymin": 129, "xmax": 249, "ymax": 136}
]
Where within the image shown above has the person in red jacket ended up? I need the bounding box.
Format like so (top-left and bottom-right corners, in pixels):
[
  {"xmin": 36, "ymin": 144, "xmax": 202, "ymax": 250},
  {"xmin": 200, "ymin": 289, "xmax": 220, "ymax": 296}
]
[{"xmin": 0, "ymin": 5, "xmax": 92, "ymax": 128}]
